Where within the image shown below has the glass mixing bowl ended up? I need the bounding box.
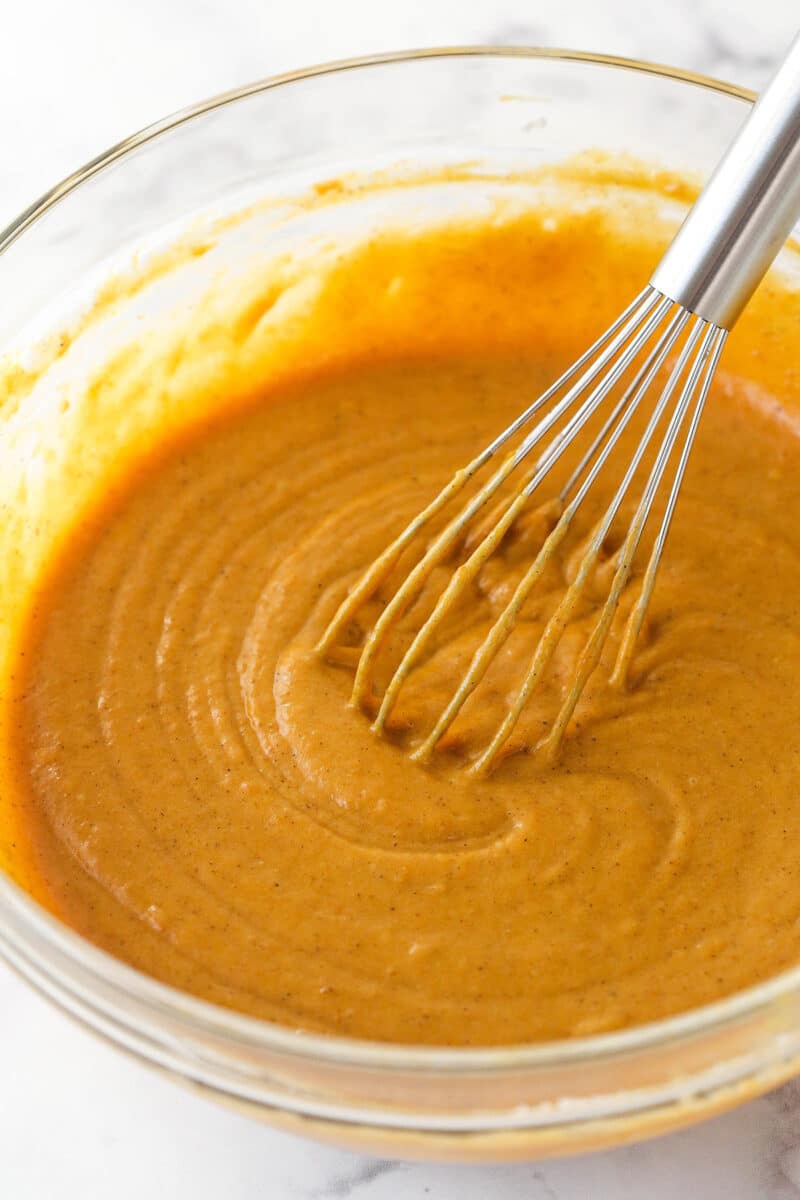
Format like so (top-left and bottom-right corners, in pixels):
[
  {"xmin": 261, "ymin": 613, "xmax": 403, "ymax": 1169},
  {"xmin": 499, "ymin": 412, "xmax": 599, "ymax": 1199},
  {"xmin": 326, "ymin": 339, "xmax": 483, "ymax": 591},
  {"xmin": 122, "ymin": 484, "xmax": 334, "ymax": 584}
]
[{"xmin": 1, "ymin": 48, "xmax": 799, "ymax": 1163}]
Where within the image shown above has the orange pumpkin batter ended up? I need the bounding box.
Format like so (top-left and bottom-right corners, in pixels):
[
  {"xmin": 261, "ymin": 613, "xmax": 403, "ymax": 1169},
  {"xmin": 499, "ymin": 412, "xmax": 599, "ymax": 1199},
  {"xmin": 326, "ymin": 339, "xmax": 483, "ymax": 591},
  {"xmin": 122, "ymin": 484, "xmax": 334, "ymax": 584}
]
[{"xmin": 2, "ymin": 168, "xmax": 800, "ymax": 1045}]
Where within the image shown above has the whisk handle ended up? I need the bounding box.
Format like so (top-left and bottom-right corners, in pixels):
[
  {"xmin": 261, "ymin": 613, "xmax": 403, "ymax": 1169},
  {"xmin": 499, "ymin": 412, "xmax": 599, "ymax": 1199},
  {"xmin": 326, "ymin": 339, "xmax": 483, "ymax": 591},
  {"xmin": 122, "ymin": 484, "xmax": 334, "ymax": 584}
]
[{"xmin": 650, "ymin": 31, "xmax": 800, "ymax": 330}]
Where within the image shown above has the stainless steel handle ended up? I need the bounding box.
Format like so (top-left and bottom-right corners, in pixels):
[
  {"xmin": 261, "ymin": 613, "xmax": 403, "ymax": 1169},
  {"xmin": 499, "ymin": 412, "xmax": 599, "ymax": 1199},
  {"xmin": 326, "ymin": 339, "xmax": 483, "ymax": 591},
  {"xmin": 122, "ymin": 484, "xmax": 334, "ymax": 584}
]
[{"xmin": 650, "ymin": 32, "xmax": 800, "ymax": 330}]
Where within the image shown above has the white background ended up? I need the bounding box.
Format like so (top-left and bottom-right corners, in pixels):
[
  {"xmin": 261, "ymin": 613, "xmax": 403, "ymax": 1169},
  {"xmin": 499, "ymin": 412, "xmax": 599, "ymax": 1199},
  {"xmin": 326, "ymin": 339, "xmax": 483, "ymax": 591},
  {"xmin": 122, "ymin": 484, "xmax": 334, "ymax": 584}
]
[{"xmin": 3, "ymin": 2, "xmax": 800, "ymax": 1197}]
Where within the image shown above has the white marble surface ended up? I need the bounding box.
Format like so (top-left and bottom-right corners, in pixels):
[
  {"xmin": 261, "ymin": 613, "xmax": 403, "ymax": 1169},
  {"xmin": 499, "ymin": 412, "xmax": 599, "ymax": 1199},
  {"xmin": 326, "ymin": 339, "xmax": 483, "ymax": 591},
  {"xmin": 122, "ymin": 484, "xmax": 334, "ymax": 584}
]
[{"xmin": 3, "ymin": 1, "xmax": 800, "ymax": 1196}]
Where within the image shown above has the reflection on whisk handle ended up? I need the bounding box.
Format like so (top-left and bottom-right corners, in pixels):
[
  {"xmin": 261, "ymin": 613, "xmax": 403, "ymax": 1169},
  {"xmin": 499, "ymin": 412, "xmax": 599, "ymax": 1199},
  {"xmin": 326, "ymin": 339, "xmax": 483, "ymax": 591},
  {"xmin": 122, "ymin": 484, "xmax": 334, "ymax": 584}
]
[{"xmin": 651, "ymin": 31, "xmax": 800, "ymax": 330}]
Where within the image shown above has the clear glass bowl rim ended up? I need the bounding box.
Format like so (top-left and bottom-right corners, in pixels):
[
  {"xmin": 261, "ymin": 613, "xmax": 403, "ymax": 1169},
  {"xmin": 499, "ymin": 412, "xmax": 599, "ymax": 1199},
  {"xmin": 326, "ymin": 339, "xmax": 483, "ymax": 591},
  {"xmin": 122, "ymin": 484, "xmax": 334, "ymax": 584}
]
[{"xmin": 0, "ymin": 45, "xmax": 786, "ymax": 1077}]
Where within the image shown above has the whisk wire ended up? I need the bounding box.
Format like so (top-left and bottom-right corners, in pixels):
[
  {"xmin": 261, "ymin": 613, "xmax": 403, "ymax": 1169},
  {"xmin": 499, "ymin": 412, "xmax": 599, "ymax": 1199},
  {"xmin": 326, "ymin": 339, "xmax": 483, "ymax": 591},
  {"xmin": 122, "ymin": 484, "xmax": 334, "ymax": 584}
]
[{"xmin": 318, "ymin": 290, "xmax": 729, "ymax": 771}]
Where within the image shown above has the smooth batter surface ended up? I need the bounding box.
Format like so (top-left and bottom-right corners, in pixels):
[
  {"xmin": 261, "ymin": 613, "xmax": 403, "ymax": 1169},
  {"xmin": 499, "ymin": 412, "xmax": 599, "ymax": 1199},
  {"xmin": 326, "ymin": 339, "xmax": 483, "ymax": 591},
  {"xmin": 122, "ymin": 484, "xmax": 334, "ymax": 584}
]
[{"xmin": 4, "ymin": 182, "xmax": 800, "ymax": 1045}]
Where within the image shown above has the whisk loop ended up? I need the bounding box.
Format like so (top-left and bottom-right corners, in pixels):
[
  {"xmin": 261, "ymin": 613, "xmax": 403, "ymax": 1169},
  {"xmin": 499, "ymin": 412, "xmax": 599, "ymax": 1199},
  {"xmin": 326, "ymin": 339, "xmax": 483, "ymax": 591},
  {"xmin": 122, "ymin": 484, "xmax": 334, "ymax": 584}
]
[{"xmin": 317, "ymin": 285, "xmax": 726, "ymax": 770}]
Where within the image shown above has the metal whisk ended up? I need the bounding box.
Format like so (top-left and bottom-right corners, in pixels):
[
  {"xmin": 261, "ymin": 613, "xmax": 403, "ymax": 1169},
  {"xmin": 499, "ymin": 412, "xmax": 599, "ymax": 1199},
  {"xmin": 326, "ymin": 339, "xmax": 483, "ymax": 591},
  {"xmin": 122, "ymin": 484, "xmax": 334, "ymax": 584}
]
[{"xmin": 318, "ymin": 34, "xmax": 800, "ymax": 773}]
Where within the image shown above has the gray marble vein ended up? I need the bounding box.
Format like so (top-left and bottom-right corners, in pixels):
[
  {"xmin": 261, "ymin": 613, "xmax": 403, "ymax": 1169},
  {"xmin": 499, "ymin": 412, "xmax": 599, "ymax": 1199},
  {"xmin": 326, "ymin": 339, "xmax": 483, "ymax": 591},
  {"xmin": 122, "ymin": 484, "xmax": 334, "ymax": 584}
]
[
  {"xmin": 763, "ymin": 1081, "xmax": 800, "ymax": 1198},
  {"xmin": 295, "ymin": 1160, "xmax": 402, "ymax": 1199}
]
